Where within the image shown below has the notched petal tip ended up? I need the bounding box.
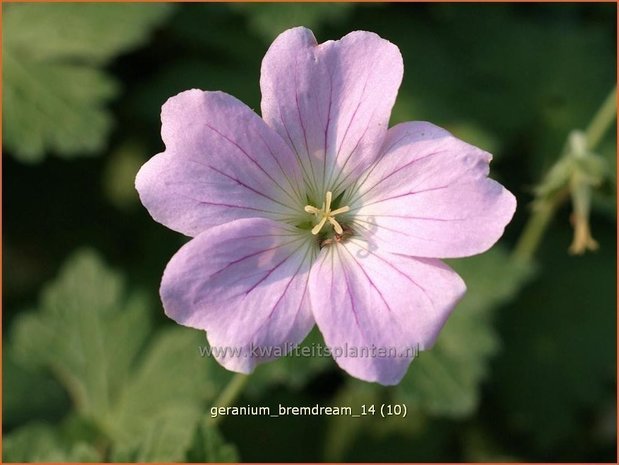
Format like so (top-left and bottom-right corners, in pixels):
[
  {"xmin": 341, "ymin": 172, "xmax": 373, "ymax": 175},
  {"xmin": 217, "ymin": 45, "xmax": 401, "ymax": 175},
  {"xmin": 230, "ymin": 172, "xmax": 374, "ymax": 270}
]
[{"xmin": 268, "ymin": 26, "xmax": 318, "ymax": 52}]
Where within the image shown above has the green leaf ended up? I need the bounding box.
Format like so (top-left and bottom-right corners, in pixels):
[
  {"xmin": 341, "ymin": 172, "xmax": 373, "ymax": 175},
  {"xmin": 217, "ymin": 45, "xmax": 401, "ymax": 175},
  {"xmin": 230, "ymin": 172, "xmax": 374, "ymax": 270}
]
[
  {"xmin": 3, "ymin": 54, "xmax": 118, "ymax": 162},
  {"xmin": 4, "ymin": 3, "xmax": 173, "ymax": 64},
  {"xmin": 187, "ymin": 416, "xmax": 240, "ymax": 462},
  {"xmin": 393, "ymin": 247, "xmax": 533, "ymax": 417},
  {"xmin": 3, "ymin": 3, "xmax": 173, "ymax": 162},
  {"xmin": 108, "ymin": 328, "xmax": 228, "ymax": 458},
  {"xmin": 11, "ymin": 250, "xmax": 152, "ymax": 423},
  {"xmin": 9, "ymin": 249, "xmax": 236, "ymax": 462},
  {"xmin": 3, "ymin": 423, "xmax": 100, "ymax": 462},
  {"xmin": 112, "ymin": 406, "xmax": 200, "ymax": 462}
]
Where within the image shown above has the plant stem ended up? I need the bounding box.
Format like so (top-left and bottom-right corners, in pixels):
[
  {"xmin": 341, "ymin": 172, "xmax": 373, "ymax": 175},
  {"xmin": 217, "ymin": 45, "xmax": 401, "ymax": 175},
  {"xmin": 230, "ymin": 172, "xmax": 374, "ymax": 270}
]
[
  {"xmin": 208, "ymin": 373, "xmax": 249, "ymax": 427},
  {"xmin": 512, "ymin": 86, "xmax": 616, "ymax": 262},
  {"xmin": 512, "ymin": 191, "xmax": 566, "ymax": 262},
  {"xmin": 585, "ymin": 87, "xmax": 617, "ymax": 150}
]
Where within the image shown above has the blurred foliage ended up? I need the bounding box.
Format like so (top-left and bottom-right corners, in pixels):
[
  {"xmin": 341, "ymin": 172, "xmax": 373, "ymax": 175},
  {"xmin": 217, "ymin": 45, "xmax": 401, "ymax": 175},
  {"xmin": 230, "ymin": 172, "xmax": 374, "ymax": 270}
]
[
  {"xmin": 3, "ymin": 3, "xmax": 173, "ymax": 162},
  {"xmin": 3, "ymin": 423, "xmax": 101, "ymax": 462},
  {"xmin": 5, "ymin": 251, "xmax": 238, "ymax": 462},
  {"xmin": 3, "ymin": 2, "xmax": 616, "ymax": 463}
]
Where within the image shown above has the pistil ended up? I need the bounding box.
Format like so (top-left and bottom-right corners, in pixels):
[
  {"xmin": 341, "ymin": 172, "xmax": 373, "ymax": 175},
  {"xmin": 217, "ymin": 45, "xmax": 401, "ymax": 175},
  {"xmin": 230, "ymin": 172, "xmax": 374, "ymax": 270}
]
[{"xmin": 304, "ymin": 191, "xmax": 350, "ymax": 235}]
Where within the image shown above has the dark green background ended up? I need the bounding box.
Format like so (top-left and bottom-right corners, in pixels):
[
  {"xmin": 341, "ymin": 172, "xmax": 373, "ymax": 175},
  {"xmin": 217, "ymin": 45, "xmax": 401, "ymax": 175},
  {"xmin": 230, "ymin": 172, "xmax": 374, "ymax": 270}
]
[{"xmin": 3, "ymin": 3, "xmax": 617, "ymax": 462}]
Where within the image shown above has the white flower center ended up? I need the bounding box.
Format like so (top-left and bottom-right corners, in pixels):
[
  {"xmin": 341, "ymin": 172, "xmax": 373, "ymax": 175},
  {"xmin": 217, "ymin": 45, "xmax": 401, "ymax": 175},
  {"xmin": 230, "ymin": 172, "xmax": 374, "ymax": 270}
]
[{"xmin": 304, "ymin": 191, "xmax": 350, "ymax": 235}]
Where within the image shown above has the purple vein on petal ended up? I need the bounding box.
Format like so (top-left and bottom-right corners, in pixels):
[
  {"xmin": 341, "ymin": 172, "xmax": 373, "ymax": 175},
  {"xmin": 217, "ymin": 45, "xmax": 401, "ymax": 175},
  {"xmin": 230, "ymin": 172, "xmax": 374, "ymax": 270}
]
[
  {"xmin": 352, "ymin": 218, "xmax": 450, "ymax": 244},
  {"xmin": 334, "ymin": 244, "xmax": 364, "ymax": 336},
  {"xmin": 326, "ymin": 69, "xmax": 372, "ymax": 192},
  {"xmin": 329, "ymin": 110, "xmax": 377, "ymax": 195},
  {"xmin": 205, "ymin": 163, "xmax": 298, "ymax": 213},
  {"xmin": 355, "ymin": 214, "xmax": 466, "ymax": 222},
  {"xmin": 348, "ymin": 238, "xmax": 436, "ymax": 313},
  {"xmin": 348, "ymin": 150, "xmax": 450, "ymax": 205},
  {"xmin": 294, "ymin": 54, "xmax": 320, "ymax": 195},
  {"xmin": 243, "ymin": 242, "xmax": 304, "ymax": 296},
  {"xmin": 200, "ymin": 123, "xmax": 300, "ymax": 209},
  {"xmin": 181, "ymin": 157, "xmax": 293, "ymax": 212},
  {"xmin": 174, "ymin": 193, "xmax": 286, "ymax": 216},
  {"xmin": 277, "ymin": 99, "xmax": 317, "ymax": 196},
  {"xmin": 254, "ymin": 130, "xmax": 304, "ymax": 204},
  {"xmin": 322, "ymin": 66, "xmax": 334, "ymax": 195},
  {"xmin": 339, "ymin": 129, "xmax": 412, "ymax": 203},
  {"xmin": 246, "ymin": 242, "xmax": 312, "ymax": 345},
  {"xmin": 210, "ymin": 235, "xmax": 308, "ymax": 282},
  {"xmin": 352, "ymin": 184, "xmax": 452, "ymax": 210},
  {"xmin": 339, "ymin": 242, "xmax": 393, "ymax": 316}
]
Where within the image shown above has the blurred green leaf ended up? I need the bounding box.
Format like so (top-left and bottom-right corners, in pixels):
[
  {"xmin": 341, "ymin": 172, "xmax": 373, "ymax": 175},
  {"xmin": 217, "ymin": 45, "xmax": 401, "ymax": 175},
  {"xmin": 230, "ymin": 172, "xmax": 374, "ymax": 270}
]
[
  {"xmin": 187, "ymin": 416, "xmax": 240, "ymax": 462},
  {"xmin": 393, "ymin": 247, "xmax": 533, "ymax": 417},
  {"xmin": 108, "ymin": 328, "xmax": 228, "ymax": 458},
  {"xmin": 4, "ymin": 4, "xmax": 173, "ymax": 63},
  {"xmin": 9, "ymin": 249, "xmax": 235, "ymax": 462},
  {"xmin": 230, "ymin": 3, "xmax": 356, "ymax": 41},
  {"xmin": 3, "ymin": 423, "xmax": 101, "ymax": 462},
  {"xmin": 3, "ymin": 55, "xmax": 118, "ymax": 163},
  {"xmin": 11, "ymin": 250, "xmax": 152, "ymax": 422},
  {"xmin": 3, "ymin": 3, "xmax": 173, "ymax": 162},
  {"xmin": 112, "ymin": 406, "xmax": 200, "ymax": 462}
]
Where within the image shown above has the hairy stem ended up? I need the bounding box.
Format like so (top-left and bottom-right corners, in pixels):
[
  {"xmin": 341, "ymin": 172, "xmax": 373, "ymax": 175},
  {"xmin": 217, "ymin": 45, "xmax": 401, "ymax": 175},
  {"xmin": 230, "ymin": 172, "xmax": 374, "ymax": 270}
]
[{"xmin": 512, "ymin": 86, "xmax": 616, "ymax": 262}]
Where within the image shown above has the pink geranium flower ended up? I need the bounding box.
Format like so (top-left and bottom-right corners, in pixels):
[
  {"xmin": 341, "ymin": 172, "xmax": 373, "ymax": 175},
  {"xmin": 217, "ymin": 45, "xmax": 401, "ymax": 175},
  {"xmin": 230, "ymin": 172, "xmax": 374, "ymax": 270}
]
[{"xmin": 135, "ymin": 27, "xmax": 516, "ymax": 385}]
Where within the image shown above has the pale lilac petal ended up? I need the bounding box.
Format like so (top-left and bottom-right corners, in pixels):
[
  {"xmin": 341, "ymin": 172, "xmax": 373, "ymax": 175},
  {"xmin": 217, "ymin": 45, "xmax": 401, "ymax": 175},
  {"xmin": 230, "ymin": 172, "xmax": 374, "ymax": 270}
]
[
  {"xmin": 260, "ymin": 27, "xmax": 403, "ymax": 197},
  {"xmin": 160, "ymin": 218, "xmax": 316, "ymax": 373},
  {"xmin": 309, "ymin": 237, "xmax": 466, "ymax": 385},
  {"xmin": 136, "ymin": 90, "xmax": 305, "ymax": 237},
  {"xmin": 347, "ymin": 122, "xmax": 516, "ymax": 258}
]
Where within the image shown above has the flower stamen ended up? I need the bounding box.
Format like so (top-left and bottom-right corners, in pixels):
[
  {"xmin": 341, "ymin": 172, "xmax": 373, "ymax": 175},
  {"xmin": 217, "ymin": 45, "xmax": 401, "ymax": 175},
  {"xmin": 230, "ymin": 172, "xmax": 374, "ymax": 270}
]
[{"xmin": 304, "ymin": 191, "xmax": 350, "ymax": 235}]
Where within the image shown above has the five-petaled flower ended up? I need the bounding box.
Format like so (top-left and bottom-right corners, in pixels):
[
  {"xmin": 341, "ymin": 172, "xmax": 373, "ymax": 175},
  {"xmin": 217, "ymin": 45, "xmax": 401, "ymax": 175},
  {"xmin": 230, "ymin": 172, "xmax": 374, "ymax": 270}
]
[{"xmin": 135, "ymin": 27, "xmax": 516, "ymax": 385}]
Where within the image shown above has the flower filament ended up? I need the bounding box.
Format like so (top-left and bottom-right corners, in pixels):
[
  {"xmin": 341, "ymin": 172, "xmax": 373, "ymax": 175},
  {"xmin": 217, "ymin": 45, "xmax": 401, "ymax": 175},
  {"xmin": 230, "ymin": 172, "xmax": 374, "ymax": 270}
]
[{"xmin": 304, "ymin": 191, "xmax": 350, "ymax": 235}]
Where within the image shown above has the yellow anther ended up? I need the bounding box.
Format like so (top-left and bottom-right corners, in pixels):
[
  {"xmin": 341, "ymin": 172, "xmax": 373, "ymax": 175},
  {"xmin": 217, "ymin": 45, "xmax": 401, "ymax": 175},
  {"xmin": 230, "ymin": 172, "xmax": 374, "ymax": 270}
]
[{"xmin": 304, "ymin": 191, "xmax": 350, "ymax": 235}]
